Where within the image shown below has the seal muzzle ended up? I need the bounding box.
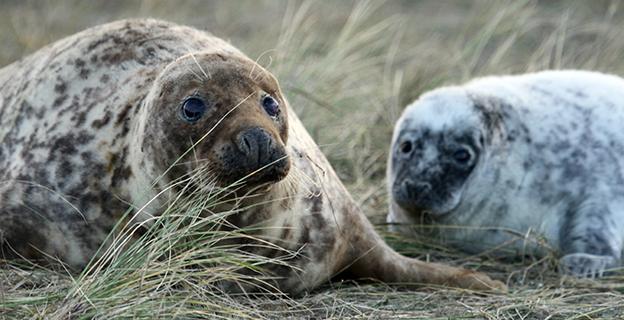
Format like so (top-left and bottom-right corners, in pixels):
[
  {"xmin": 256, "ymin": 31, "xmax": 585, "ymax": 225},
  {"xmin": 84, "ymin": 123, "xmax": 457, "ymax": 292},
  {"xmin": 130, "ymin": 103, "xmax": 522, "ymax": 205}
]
[{"xmin": 231, "ymin": 127, "xmax": 289, "ymax": 184}]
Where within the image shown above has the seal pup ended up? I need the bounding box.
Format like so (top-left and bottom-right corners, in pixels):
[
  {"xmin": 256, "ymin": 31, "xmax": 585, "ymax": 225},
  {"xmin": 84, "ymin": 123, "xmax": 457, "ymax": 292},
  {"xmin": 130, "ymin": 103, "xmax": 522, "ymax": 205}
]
[
  {"xmin": 388, "ymin": 70, "xmax": 624, "ymax": 278},
  {"xmin": 0, "ymin": 19, "xmax": 504, "ymax": 294}
]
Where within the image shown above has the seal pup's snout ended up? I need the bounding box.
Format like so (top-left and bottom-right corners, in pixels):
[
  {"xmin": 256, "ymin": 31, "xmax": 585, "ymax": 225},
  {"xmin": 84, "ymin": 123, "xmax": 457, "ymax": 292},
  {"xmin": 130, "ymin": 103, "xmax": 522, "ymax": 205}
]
[
  {"xmin": 392, "ymin": 178, "xmax": 431, "ymax": 209},
  {"xmin": 233, "ymin": 127, "xmax": 290, "ymax": 183},
  {"xmin": 402, "ymin": 179, "xmax": 432, "ymax": 199}
]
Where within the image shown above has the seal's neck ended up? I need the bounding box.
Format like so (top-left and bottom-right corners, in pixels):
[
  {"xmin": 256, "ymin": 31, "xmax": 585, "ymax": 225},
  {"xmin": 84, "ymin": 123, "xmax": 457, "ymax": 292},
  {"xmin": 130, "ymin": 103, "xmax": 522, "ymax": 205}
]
[{"xmin": 123, "ymin": 97, "xmax": 173, "ymax": 221}]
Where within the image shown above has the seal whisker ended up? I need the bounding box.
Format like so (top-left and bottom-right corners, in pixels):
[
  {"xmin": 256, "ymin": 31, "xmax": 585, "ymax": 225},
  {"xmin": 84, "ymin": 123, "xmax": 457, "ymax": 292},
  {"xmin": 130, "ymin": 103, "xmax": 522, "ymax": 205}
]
[
  {"xmin": 170, "ymin": 159, "xmax": 211, "ymax": 167},
  {"xmin": 185, "ymin": 47, "xmax": 211, "ymax": 81},
  {"xmin": 186, "ymin": 66, "xmax": 205, "ymax": 83},
  {"xmin": 249, "ymin": 49, "xmax": 276, "ymax": 81}
]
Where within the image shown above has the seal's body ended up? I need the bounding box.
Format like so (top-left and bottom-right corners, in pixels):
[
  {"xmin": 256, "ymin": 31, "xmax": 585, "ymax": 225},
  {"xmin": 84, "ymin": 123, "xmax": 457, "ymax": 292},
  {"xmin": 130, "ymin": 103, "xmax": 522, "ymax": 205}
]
[
  {"xmin": 388, "ymin": 70, "xmax": 624, "ymax": 277},
  {"xmin": 0, "ymin": 19, "xmax": 503, "ymax": 294}
]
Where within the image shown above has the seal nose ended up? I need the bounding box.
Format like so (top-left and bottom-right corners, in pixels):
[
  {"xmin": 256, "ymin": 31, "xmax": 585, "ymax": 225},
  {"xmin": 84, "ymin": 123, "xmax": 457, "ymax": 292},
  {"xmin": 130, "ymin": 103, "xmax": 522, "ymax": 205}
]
[
  {"xmin": 402, "ymin": 179, "xmax": 431, "ymax": 199},
  {"xmin": 236, "ymin": 127, "xmax": 273, "ymax": 166},
  {"xmin": 233, "ymin": 127, "xmax": 289, "ymax": 183}
]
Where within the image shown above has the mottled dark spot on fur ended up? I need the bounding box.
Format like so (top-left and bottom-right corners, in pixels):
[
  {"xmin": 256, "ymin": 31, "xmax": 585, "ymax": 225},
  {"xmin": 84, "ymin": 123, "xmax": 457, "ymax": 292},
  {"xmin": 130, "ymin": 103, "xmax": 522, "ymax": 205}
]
[
  {"xmin": 1, "ymin": 220, "xmax": 47, "ymax": 260},
  {"xmin": 552, "ymin": 140, "xmax": 572, "ymax": 152},
  {"xmin": 493, "ymin": 203, "xmax": 509, "ymax": 220},
  {"xmin": 534, "ymin": 142, "xmax": 546, "ymax": 151},
  {"xmin": 91, "ymin": 111, "xmax": 112, "ymax": 128},
  {"xmin": 471, "ymin": 96, "xmax": 505, "ymax": 143},
  {"xmin": 101, "ymin": 48, "xmax": 136, "ymax": 65},
  {"xmin": 298, "ymin": 191, "xmax": 336, "ymax": 263},
  {"xmin": 291, "ymin": 147, "xmax": 304, "ymax": 159},
  {"xmin": 53, "ymin": 94, "xmax": 69, "ymax": 108},
  {"xmin": 567, "ymin": 88, "xmax": 587, "ymax": 99},
  {"xmin": 115, "ymin": 104, "xmax": 132, "ymax": 126},
  {"xmin": 87, "ymin": 36, "xmax": 109, "ymax": 51},
  {"xmin": 81, "ymin": 151, "xmax": 92, "ymax": 162},
  {"xmin": 54, "ymin": 79, "xmax": 67, "ymax": 94},
  {"xmin": 504, "ymin": 179, "xmax": 515, "ymax": 188},
  {"xmin": 79, "ymin": 68, "xmax": 90, "ymax": 79},
  {"xmin": 57, "ymin": 159, "xmax": 74, "ymax": 183},
  {"xmin": 279, "ymin": 223, "xmax": 293, "ymax": 242},
  {"xmin": 48, "ymin": 134, "xmax": 79, "ymax": 160},
  {"xmin": 522, "ymin": 160, "xmax": 532, "ymax": 170},
  {"xmin": 47, "ymin": 121, "xmax": 59, "ymax": 134},
  {"xmin": 77, "ymin": 130, "xmax": 95, "ymax": 145},
  {"xmin": 110, "ymin": 147, "xmax": 133, "ymax": 187},
  {"xmin": 72, "ymin": 110, "xmax": 88, "ymax": 126}
]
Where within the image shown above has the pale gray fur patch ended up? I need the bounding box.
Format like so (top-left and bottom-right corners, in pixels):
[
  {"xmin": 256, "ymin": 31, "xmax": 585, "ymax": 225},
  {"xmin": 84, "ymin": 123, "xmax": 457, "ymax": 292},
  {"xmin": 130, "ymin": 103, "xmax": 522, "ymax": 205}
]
[{"xmin": 388, "ymin": 70, "xmax": 624, "ymax": 278}]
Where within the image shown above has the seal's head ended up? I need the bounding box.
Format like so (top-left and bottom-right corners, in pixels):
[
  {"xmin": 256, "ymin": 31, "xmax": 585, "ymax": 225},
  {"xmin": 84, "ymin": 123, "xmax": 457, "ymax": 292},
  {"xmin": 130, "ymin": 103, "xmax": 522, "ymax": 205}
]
[
  {"xmin": 141, "ymin": 51, "xmax": 290, "ymax": 187},
  {"xmin": 389, "ymin": 88, "xmax": 486, "ymax": 215}
]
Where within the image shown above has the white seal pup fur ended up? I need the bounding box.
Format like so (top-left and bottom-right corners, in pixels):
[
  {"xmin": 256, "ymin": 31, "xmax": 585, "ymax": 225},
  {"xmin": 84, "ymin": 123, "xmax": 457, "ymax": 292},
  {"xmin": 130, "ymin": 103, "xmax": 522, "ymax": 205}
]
[
  {"xmin": 0, "ymin": 19, "xmax": 505, "ymax": 294},
  {"xmin": 388, "ymin": 70, "xmax": 624, "ymax": 278}
]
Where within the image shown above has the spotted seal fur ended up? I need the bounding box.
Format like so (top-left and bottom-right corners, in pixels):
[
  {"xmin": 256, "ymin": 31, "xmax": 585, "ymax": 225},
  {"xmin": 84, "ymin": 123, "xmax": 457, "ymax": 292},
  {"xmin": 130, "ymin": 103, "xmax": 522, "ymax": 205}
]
[
  {"xmin": 0, "ymin": 19, "xmax": 504, "ymax": 294},
  {"xmin": 388, "ymin": 70, "xmax": 624, "ymax": 278}
]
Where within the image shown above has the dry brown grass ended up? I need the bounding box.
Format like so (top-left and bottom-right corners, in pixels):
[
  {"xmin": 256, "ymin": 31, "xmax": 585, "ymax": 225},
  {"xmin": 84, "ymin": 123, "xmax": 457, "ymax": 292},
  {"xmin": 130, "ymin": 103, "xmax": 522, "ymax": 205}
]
[{"xmin": 2, "ymin": 0, "xmax": 624, "ymax": 318}]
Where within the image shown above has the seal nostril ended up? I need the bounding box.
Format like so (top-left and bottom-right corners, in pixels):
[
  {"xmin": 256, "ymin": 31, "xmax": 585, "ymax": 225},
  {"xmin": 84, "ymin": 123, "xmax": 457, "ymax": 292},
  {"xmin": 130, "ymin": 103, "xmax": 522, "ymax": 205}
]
[
  {"xmin": 235, "ymin": 127, "xmax": 276, "ymax": 167},
  {"xmin": 403, "ymin": 180, "xmax": 415, "ymax": 198},
  {"xmin": 242, "ymin": 136, "xmax": 251, "ymax": 153},
  {"xmin": 231, "ymin": 127, "xmax": 289, "ymax": 183},
  {"xmin": 400, "ymin": 141, "xmax": 413, "ymax": 154}
]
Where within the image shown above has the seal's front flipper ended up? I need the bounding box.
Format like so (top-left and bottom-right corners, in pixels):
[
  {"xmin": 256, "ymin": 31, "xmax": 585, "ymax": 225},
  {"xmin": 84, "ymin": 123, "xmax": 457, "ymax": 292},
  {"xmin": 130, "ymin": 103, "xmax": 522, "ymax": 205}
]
[
  {"xmin": 559, "ymin": 200, "xmax": 622, "ymax": 278},
  {"xmin": 559, "ymin": 253, "xmax": 616, "ymax": 278}
]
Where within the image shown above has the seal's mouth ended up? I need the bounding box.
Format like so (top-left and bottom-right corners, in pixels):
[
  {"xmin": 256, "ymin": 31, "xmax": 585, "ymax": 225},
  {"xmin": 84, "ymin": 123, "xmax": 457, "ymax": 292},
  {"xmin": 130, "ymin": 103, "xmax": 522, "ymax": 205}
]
[
  {"xmin": 392, "ymin": 179, "xmax": 431, "ymax": 211},
  {"xmin": 218, "ymin": 154, "xmax": 290, "ymax": 187},
  {"xmin": 392, "ymin": 178, "xmax": 461, "ymax": 215},
  {"xmin": 241, "ymin": 154, "xmax": 290, "ymax": 185}
]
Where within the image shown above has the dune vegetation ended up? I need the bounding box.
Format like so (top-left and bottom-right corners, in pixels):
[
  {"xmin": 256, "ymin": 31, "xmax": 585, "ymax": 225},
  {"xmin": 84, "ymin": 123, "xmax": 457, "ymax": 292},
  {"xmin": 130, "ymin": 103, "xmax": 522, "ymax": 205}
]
[{"xmin": 1, "ymin": 1, "xmax": 624, "ymax": 318}]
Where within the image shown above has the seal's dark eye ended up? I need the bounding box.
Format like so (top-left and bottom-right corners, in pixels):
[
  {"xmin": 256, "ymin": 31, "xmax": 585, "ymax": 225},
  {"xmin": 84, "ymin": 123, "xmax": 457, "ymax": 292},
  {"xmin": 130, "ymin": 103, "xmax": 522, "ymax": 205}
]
[
  {"xmin": 453, "ymin": 148, "xmax": 471, "ymax": 164},
  {"xmin": 262, "ymin": 95, "xmax": 280, "ymax": 117},
  {"xmin": 399, "ymin": 141, "xmax": 412, "ymax": 154},
  {"xmin": 181, "ymin": 97, "xmax": 207, "ymax": 122}
]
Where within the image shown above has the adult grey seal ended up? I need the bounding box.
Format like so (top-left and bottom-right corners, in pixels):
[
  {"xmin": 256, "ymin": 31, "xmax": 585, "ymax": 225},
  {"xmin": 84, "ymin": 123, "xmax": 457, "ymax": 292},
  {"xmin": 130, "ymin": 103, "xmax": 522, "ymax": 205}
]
[
  {"xmin": 388, "ymin": 70, "xmax": 624, "ymax": 278},
  {"xmin": 0, "ymin": 19, "xmax": 504, "ymax": 294}
]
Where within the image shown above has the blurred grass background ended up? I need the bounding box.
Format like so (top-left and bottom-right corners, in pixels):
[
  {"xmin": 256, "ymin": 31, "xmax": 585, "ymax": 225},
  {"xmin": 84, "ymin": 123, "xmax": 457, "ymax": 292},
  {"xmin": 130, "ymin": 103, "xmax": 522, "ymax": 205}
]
[{"xmin": 2, "ymin": 0, "xmax": 624, "ymax": 318}]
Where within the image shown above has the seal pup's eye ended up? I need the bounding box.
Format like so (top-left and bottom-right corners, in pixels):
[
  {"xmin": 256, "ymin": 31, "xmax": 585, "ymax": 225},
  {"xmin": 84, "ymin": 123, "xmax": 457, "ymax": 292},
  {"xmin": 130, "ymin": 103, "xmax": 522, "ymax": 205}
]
[
  {"xmin": 399, "ymin": 141, "xmax": 413, "ymax": 154},
  {"xmin": 452, "ymin": 148, "xmax": 472, "ymax": 164},
  {"xmin": 262, "ymin": 95, "xmax": 280, "ymax": 117},
  {"xmin": 180, "ymin": 97, "xmax": 207, "ymax": 122}
]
